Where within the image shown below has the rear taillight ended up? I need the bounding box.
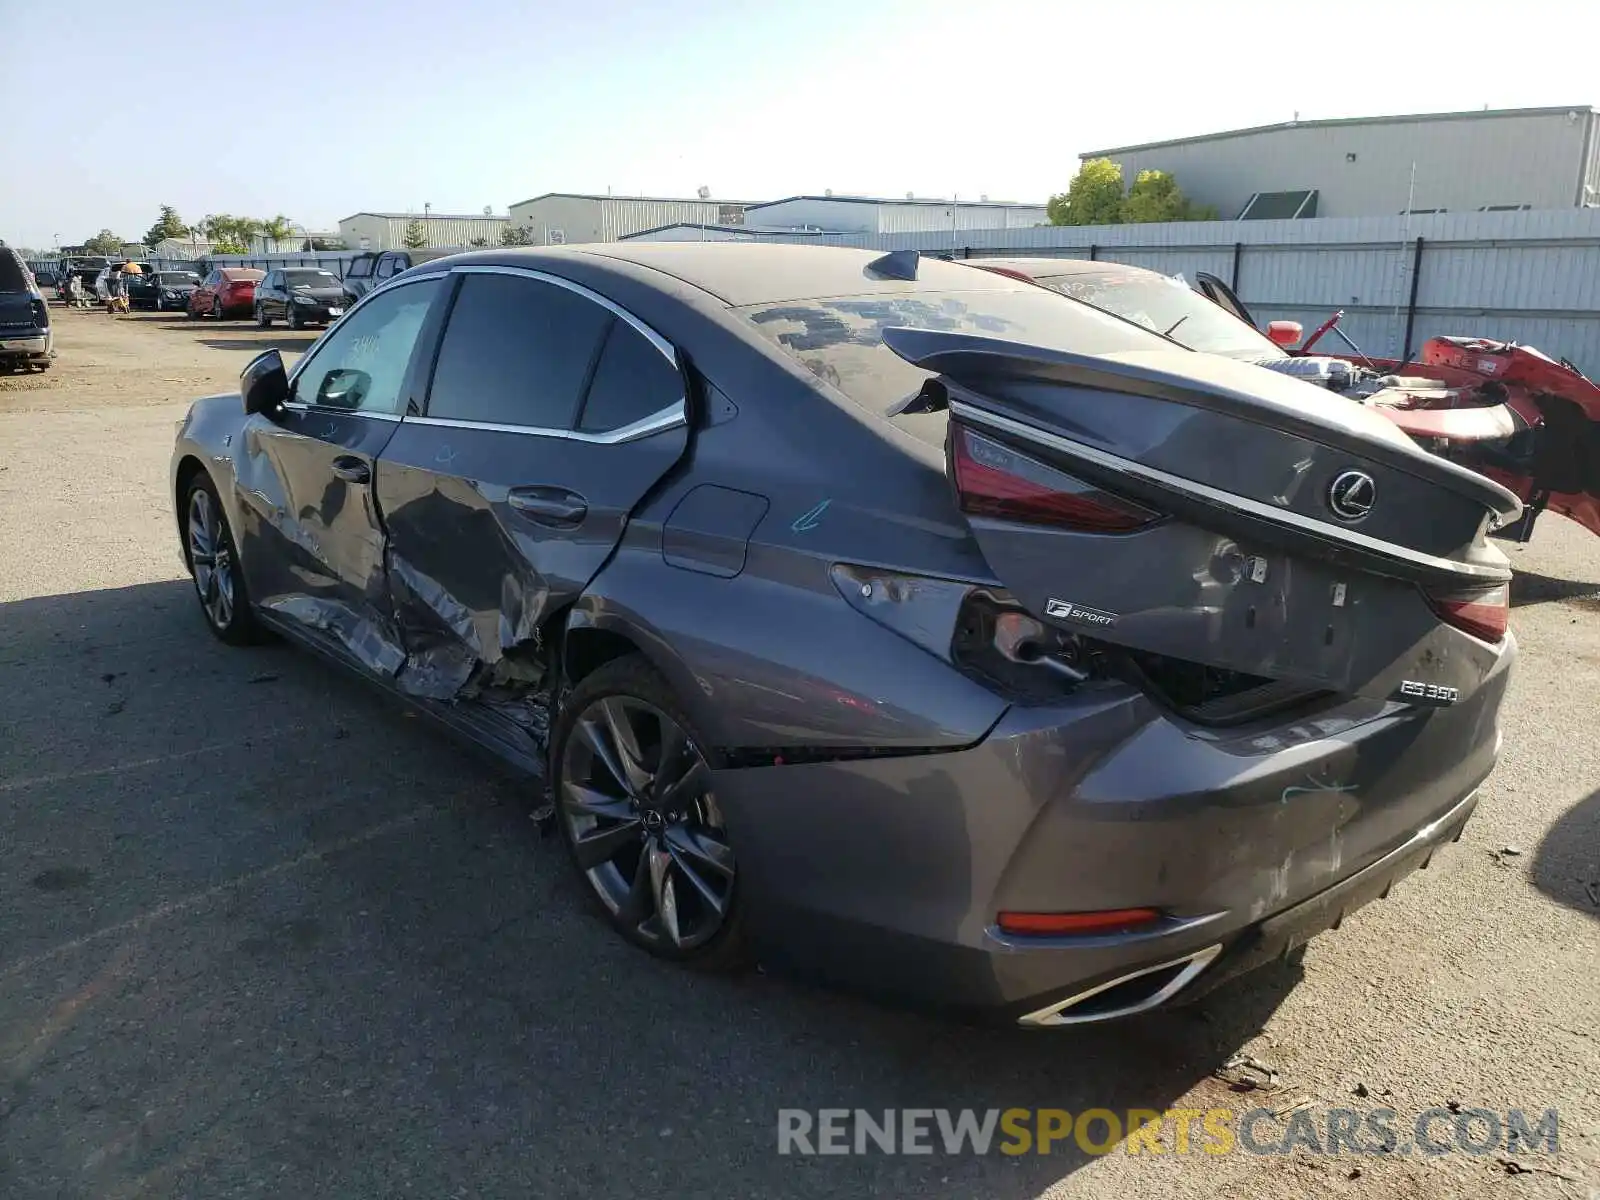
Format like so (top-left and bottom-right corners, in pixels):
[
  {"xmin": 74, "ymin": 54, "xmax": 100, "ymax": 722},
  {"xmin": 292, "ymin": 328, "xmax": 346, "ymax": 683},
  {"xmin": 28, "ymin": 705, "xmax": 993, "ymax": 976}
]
[
  {"xmin": 951, "ymin": 425, "xmax": 1158, "ymax": 533},
  {"xmin": 1425, "ymin": 582, "xmax": 1509, "ymax": 644}
]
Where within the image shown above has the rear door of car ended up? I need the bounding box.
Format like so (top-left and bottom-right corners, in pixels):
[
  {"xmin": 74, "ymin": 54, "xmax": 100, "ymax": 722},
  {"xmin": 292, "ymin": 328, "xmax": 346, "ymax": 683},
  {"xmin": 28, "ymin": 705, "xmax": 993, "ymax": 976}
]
[
  {"xmin": 373, "ymin": 265, "xmax": 691, "ymax": 698},
  {"xmin": 883, "ymin": 326, "xmax": 1522, "ymax": 711},
  {"xmin": 235, "ymin": 275, "xmax": 445, "ymax": 676}
]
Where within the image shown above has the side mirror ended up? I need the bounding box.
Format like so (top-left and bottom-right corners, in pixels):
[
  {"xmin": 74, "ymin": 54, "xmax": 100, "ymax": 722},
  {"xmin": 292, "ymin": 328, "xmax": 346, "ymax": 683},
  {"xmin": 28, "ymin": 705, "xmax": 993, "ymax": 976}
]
[
  {"xmin": 317, "ymin": 368, "xmax": 372, "ymax": 411},
  {"xmin": 241, "ymin": 349, "xmax": 289, "ymax": 416},
  {"xmin": 1267, "ymin": 320, "xmax": 1303, "ymax": 348}
]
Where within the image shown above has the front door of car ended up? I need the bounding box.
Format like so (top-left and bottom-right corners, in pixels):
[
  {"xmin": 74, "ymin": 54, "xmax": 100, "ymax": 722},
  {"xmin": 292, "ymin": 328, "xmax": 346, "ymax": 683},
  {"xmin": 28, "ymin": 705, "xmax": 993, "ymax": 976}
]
[
  {"xmin": 374, "ymin": 267, "xmax": 690, "ymax": 698},
  {"xmin": 235, "ymin": 275, "xmax": 443, "ymax": 677}
]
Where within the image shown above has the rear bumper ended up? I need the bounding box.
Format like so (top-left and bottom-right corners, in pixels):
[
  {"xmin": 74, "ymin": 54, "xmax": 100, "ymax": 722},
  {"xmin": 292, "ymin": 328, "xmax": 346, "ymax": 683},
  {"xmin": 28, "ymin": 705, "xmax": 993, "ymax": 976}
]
[
  {"xmin": 0, "ymin": 332, "xmax": 49, "ymax": 357},
  {"xmin": 715, "ymin": 638, "xmax": 1512, "ymax": 1022}
]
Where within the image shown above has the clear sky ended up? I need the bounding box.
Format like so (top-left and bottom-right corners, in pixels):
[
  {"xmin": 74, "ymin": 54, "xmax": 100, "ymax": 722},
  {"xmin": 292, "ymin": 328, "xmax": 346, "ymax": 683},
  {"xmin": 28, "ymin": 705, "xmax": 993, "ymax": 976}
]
[{"xmin": 1, "ymin": 0, "xmax": 1591, "ymax": 250}]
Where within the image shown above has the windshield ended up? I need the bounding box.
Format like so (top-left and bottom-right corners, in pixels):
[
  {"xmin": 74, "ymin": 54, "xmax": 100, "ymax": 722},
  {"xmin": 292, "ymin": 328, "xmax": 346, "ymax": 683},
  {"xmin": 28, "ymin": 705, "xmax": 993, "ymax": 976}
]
[
  {"xmin": 1036, "ymin": 271, "xmax": 1283, "ymax": 360},
  {"xmin": 284, "ymin": 270, "xmax": 338, "ymax": 287},
  {"xmin": 158, "ymin": 273, "xmax": 197, "ymax": 285},
  {"xmin": 738, "ymin": 287, "xmax": 1170, "ymax": 411}
]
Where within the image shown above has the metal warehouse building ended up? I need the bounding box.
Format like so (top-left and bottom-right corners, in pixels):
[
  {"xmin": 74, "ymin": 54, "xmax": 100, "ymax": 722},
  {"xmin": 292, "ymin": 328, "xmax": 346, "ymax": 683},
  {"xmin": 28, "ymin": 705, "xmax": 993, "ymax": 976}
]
[
  {"xmin": 743, "ymin": 194, "xmax": 1048, "ymax": 234},
  {"xmin": 1085, "ymin": 106, "xmax": 1600, "ymax": 221},
  {"xmin": 507, "ymin": 194, "xmax": 749, "ymax": 246},
  {"xmin": 337, "ymin": 212, "xmax": 509, "ymax": 251}
]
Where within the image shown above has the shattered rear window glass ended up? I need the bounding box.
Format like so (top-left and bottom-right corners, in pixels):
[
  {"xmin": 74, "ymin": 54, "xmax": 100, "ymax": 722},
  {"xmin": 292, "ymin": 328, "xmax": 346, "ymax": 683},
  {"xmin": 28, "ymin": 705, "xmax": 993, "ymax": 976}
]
[{"xmin": 737, "ymin": 288, "xmax": 1163, "ymax": 410}]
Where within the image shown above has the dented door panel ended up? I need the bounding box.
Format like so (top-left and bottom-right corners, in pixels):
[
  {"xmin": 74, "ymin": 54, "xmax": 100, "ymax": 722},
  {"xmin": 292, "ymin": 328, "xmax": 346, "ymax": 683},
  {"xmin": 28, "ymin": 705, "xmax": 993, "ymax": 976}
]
[
  {"xmin": 375, "ymin": 422, "xmax": 689, "ymax": 702},
  {"xmin": 235, "ymin": 407, "xmax": 407, "ymax": 675}
]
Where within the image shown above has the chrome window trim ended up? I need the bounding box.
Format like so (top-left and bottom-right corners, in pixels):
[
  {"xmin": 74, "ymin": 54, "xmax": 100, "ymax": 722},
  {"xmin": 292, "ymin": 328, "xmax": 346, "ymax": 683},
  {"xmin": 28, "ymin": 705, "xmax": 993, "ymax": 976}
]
[
  {"xmin": 410, "ymin": 263, "xmax": 687, "ymax": 441},
  {"xmin": 406, "ymin": 402, "xmax": 684, "ymax": 446},
  {"xmin": 449, "ymin": 263, "xmax": 678, "ymax": 368},
  {"xmin": 950, "ymin": 399, "xmax": 1509, "ymax": 583}
]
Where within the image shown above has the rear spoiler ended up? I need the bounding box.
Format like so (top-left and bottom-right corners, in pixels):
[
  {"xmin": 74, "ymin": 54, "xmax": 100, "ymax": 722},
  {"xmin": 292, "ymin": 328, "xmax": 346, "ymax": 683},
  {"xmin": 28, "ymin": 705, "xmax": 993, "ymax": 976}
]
[{"xmin": 882, "ymin": 326, "xmax": 1523, "ymax": 525}]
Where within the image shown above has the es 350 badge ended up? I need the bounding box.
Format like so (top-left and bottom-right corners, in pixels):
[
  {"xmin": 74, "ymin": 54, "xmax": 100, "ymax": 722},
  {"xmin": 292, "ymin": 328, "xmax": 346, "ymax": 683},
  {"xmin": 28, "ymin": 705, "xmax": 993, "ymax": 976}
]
[
  {"xmin": 1398, "ymin": 680, "xmax": 1460, "ymax": 706},
  {"xmin": 1045, "ymin": 598, "xmax": 1118, "ymax": 628}
]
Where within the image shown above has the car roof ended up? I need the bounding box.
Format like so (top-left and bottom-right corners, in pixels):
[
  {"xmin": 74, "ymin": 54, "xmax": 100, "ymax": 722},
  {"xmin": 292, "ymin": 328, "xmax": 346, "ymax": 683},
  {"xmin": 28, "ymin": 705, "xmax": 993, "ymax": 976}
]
[
  {"xmin": 565, "ymin": 242, "xmax": 1040, "ymax": 307},
  {"xmin": 968, "ymin": 257, "xmax": 1165, "ymax": 284}
]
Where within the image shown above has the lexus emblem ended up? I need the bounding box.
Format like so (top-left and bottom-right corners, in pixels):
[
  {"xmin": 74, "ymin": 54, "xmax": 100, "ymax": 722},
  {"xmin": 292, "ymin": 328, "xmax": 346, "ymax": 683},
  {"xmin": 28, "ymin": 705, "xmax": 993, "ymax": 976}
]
[{"xmin": 1327, "ymin": 470, "xmax": 1376, "ymax": 522}]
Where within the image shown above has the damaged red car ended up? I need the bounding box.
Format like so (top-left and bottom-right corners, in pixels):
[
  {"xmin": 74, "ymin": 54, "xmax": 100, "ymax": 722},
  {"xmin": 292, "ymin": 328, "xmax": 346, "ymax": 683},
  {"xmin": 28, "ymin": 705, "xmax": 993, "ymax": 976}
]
[{"xmin": 973, "ymin": 257, "xmax": 1600, "ymax": 542}]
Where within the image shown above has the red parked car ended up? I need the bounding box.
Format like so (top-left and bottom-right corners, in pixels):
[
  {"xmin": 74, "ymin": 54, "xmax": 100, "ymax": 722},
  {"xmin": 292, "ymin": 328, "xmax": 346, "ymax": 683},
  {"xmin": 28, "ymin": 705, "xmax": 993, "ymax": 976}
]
[{"xmin": 187, "ymin": 268, "xmax": 265, "ymax": 320}]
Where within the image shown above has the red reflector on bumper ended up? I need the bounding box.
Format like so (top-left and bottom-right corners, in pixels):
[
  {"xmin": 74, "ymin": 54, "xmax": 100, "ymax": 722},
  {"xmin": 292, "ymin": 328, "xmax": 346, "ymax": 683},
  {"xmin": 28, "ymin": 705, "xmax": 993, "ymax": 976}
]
[{"xmin": 997, "ymin": 908, "xmax": 1162, "ymax": 936}]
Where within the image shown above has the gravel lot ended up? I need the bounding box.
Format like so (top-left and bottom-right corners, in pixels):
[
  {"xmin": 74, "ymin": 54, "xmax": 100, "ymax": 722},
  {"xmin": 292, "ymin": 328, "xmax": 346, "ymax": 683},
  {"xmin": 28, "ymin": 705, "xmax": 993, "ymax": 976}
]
[{"xmin": 2, "ymin": 308, "xmax": 1598, "ymax": 1199}]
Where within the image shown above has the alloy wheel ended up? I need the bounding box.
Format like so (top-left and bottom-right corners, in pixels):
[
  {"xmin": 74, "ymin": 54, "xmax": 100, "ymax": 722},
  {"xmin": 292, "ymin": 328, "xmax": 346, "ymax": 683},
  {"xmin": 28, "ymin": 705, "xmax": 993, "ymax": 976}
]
[
  {"xmin": 559, "ymin": 696, "xmax": 734, "ymax": 952},
  {"xmin": 187, "ymin": 487, "xmax": 235, "ymax": 630}
]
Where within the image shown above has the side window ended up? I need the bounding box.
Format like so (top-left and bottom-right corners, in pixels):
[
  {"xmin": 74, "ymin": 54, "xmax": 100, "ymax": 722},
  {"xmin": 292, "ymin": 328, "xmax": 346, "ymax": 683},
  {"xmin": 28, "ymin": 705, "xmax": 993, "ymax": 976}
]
[
  {"xmin": 578, "ymin": 319, "xmax": 682, "ymax": 433},
  {"xmin": 291, "ymin": 278, "xmax": 439, "ymax": 415},
  {"xmin": 347, "ymin": 257, "xmax": 371, "ymax": 280},
  {"xmin": 377, "ymin": 255, "xmax": 400, "ymax": 279},
  {"xmin": 426, "ymin": 273, "xmax": 611, "ymax": 428}
]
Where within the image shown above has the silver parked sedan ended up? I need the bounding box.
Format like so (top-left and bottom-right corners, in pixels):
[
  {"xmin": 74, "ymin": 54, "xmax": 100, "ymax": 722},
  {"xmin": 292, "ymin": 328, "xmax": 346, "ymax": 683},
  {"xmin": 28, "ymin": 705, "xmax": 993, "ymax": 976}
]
[{"xmin": 170, "ymin": 243, "xmax": 1516, "ymax": 1025}]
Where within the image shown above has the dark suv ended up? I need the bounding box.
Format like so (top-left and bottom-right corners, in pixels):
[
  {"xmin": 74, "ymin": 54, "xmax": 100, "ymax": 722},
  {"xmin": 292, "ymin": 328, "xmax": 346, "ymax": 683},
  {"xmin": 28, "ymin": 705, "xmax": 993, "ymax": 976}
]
[{"xmin": 0, "ymin": 248, "xmax": 52, "ymax": 373}]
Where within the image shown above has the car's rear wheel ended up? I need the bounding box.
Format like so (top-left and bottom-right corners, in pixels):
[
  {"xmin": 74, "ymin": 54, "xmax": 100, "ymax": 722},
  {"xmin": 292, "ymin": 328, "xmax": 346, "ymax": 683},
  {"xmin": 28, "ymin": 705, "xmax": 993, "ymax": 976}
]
[
  {"xmin": 552, "ymin": 655, "xmax": 746, "ymax": 969},
  {"xmin": 184, "ymin": 473, "xmax": 264, "ymax": 645}
]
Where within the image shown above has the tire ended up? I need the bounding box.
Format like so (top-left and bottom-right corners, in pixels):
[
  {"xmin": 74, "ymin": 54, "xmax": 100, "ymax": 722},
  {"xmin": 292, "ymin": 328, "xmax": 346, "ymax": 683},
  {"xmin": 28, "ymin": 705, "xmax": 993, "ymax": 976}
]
[
  {"xmin": 182, "ymin": 472, "xmax": 266, "ymax": 646},
  {"xmin": 211, "ymin": 299, "xmax": 222, "ymax": 320},
  {"xmin": 186, "ymin": 302, "xmax": 199, "ymax": 319},
  {"xmin": 287, "ymin": 304, "xmax": 302, "ymax": 331},
  {"xmin": 550, "ymin": 654, "xmax": 748, "ymax": 971},
  {"xmin": 256, "ymin": 304, "xmax": 271, "ymax": 329}
]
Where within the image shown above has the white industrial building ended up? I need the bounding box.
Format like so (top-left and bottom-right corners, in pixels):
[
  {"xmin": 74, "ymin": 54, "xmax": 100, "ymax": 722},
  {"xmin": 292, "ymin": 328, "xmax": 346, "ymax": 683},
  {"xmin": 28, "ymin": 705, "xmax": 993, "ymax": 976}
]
[
  {"xmin": 741, "ymin": 194, "xmax": 1048, "ymax": 234},
  {"xmin": 507, "ymin": 194, "xmax": 749, "ymax": 246},
  {"xmin": 337, "ymin": 212, "xmax": 509, "ymax": 251},
  {"xmin": 1083, "ymin": 105, "xmax": 1600, "ymax": 221}
]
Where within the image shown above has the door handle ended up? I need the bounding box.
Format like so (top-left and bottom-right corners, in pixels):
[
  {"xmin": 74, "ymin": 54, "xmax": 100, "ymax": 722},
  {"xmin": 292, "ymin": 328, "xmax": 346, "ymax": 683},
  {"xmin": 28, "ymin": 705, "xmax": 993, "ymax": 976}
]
[
  {"xmin": 331, "ymin": 456, "xmax": 370, "ymax": 484},
  {"xmin": 507, "ymin": 486, "xmax": 588, "ymax": 527}
]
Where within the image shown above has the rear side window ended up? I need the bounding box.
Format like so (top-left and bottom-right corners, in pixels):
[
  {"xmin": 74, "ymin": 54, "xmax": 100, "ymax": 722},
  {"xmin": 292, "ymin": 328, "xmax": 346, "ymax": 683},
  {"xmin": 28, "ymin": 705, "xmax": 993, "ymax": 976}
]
[
  {"xmin": 578, "ymin": 320, "xmax": 681, "ymax": 433},
  {"xmin": 427, "ymin": 273, "xmax": 611, "ymax": 428},
  {"xmin": 347, "ymin": 258, "xmax": 372, "ymax": 279}
]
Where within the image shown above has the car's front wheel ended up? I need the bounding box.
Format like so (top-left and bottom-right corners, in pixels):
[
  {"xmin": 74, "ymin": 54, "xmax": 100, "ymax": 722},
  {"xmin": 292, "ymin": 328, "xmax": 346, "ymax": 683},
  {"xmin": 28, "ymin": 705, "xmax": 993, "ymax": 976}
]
[
  {"xmin": 552, "ymin": 655, "xmax": 746, "ymax": 969},
  {"xmin": 287, "ymin": 304, "xmax": 303, "ymax": 331},
  {"xmin": 256, "ymin": 304, "xmax": 271, "ymax": 328},
  {"xmin": 184, "ymin": 473, "xmax": 264, "ymax": 645},
  {"xmin": 211, "ymin": 299, "xmax": 222, "ymax": 320}
]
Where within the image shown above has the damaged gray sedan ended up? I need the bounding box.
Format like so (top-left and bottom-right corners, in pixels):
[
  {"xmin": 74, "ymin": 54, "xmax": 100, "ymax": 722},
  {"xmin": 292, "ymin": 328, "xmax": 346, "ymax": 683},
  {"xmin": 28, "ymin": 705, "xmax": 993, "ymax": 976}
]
[{"xmin": 171, "ymin": 243, "xmax": 1518, "ymax": 1024}]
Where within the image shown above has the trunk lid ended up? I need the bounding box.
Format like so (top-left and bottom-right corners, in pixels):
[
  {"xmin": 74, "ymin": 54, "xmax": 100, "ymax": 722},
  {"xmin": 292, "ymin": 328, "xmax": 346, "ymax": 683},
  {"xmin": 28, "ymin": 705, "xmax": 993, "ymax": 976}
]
[{"xmin": 884, "ymin": 327, "xmax": 1520, "ymax": 708}]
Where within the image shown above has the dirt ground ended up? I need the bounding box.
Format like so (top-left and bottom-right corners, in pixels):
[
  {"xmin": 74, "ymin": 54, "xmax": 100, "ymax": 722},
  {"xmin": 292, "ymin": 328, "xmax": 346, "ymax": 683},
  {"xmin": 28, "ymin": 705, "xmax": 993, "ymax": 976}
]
[{"xmin": 1, "ymin": 308, "xmax": 1598, "ymax": 1198}]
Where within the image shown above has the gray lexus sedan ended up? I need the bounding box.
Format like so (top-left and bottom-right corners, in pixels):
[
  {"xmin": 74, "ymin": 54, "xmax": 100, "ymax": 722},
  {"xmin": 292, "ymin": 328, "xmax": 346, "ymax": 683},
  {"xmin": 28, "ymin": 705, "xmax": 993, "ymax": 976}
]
[{"xmin": 170, "ymin": 243, "xmax": 1517, "ymax": 1025}]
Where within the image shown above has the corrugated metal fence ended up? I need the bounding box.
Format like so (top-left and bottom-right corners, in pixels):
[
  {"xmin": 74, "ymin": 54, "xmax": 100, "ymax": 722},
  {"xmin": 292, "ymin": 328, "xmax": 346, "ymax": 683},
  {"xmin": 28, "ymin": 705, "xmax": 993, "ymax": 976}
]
[{"xmin": 785, "ymin": 208, "xmax": 1600, "ymax": 373}]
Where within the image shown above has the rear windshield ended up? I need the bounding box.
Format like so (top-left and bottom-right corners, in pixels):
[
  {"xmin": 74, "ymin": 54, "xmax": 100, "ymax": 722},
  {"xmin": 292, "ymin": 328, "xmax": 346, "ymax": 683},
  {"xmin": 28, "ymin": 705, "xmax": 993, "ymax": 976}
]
[
  {"xmin": 0, "ymin": 253, "xmax": 33, "ymax": 292},
  {"xmin": 222, "ymin": 270, "xmax": 264, "ymax": 281},
  {"xmin": 737, "ymin": 287, "xmax": 1167, "ymax": 409},
  {"xmin": 283, "ymin": 270, "xmax": 339, "ymax": 286},
  {"xmin": 1038, "ymin": 272, "xmax": 1281, "ymax": 361}
]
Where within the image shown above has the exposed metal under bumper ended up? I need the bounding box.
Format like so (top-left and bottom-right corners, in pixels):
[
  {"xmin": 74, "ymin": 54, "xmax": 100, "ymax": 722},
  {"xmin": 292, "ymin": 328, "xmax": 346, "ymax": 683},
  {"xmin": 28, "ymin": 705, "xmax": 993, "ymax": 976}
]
[{"xmin": 1017, "ymin": 944, "xmax": 1223, "ymax": 1027}]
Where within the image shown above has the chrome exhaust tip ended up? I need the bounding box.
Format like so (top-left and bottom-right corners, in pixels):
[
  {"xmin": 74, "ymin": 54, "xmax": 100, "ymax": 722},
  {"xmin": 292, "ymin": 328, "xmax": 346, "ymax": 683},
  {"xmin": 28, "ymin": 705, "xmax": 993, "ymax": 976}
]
[{"xmin": 1017, "ymin": 944, "xmax": 1223, "ymax": 1027}]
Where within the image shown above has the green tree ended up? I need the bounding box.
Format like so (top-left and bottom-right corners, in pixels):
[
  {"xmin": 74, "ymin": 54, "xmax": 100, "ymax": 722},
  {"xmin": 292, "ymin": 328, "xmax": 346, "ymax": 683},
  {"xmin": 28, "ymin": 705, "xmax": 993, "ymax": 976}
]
[
  {"xmin": 199, "ymin": 214, "xmax": 260, "ymax": 254},
  {"xmin": 1122, "ymin": 169, "xmax": 1217, "ymax": 223},
  {"xmin": 402, "ymin": 219, "xmax": 428, "ymax": 249},
  {"xmin": 143, "ymin": 206, "xmax": 189, "ymax": 248},
  {"xmin": 261, "ymin": 214, "xmax": 295, "ymax": 244},
  {"xmin": 468, "ymin": 236, "xmax": 489, "ymax": 247},
  {"xmin": 83, "ymin": 229, "xmax": 126, "ymax": 254},
  {"xmin": 1048, "ymin": 158, "xmax": 1125, "ymax": 226},
  {"xmin": 500, "ymin": 225, "xmax": 536, "ymax": 246}
]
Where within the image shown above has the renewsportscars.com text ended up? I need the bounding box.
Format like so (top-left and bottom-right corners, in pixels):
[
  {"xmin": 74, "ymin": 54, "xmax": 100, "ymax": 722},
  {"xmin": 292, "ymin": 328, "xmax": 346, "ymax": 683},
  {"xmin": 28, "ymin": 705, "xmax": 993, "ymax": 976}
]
[{"xmin": 776, "ymin": 1106, "xmax": 1560, "ymax": 1158}]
